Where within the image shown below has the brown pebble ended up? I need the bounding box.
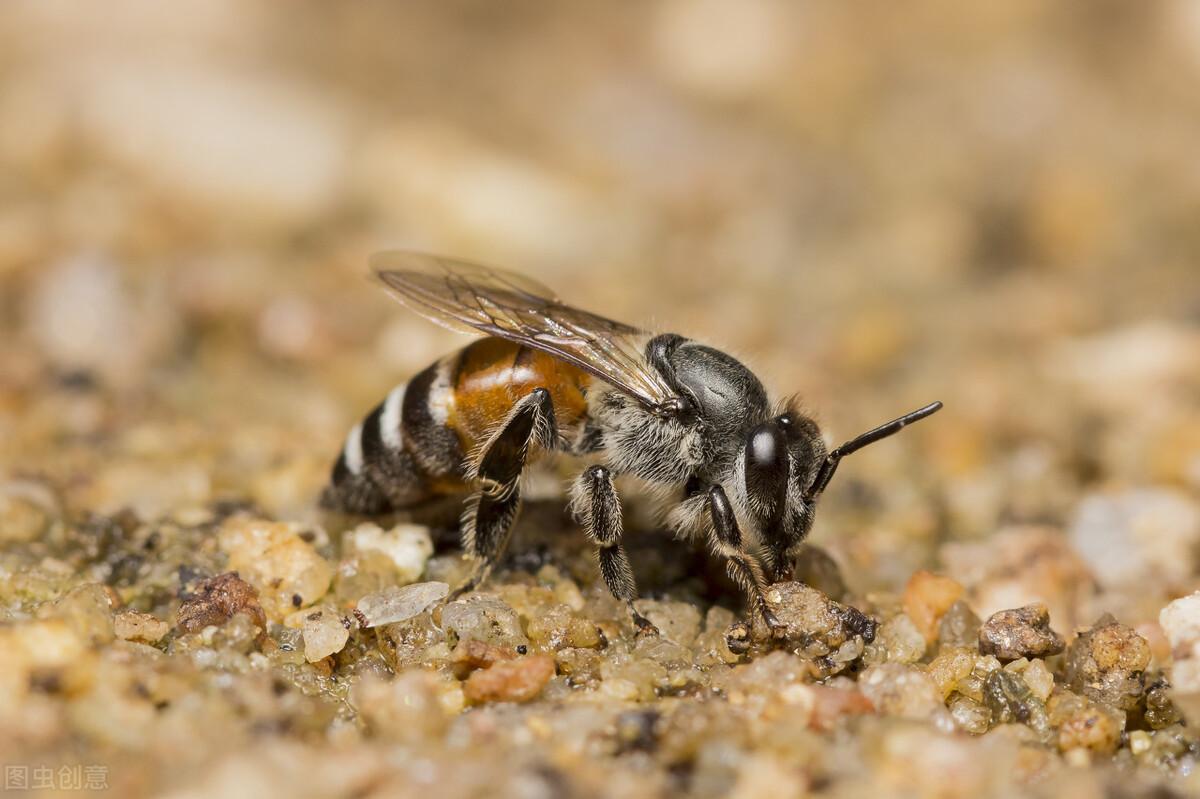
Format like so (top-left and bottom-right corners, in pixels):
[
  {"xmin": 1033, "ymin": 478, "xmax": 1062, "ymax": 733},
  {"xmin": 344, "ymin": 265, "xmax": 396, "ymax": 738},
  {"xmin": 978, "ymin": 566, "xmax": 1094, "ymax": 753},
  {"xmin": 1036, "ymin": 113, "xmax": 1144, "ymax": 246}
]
[
  {"xmin": 176, "ymin": 571, "xmax": 267, "ymax": 634},
  {"xmin": 451, "ymin": 638, "xmax": 516, "ymax": 678},
  {"xmin": 978, "ymin": 603, "xmax": 1064, "ymax": 661},
  {"xmin": 757, "ymin": 582, "xmax": 877, "ymax": 672},
  {"xmin": 903, "ymin": 570, "xmax": 965, "ymax": 643},
  {"xmin": 1064, "ymin": 614, "xmax": 1150, "ymax": 712},
  {"xmin": 463, "ymin": 654, "xmax": 555, "ymax": 704}
]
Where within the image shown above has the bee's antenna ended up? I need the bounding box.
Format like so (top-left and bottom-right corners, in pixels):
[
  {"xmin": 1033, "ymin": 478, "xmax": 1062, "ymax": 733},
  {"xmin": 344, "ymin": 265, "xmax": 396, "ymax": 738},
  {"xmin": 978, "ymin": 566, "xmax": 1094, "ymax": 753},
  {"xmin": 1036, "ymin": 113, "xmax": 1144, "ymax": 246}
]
[{"xmin": 804, "ymin": 401, "xmax": 943, "ymax": 502}]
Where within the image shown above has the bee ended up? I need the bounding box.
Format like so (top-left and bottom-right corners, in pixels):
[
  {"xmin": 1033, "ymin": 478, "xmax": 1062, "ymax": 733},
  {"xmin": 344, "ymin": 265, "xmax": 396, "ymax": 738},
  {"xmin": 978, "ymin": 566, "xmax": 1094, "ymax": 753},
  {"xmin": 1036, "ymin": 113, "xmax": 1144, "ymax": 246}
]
[{"xmin": 322, "ymin": 253, "xmax": 941, "ymax": 635}]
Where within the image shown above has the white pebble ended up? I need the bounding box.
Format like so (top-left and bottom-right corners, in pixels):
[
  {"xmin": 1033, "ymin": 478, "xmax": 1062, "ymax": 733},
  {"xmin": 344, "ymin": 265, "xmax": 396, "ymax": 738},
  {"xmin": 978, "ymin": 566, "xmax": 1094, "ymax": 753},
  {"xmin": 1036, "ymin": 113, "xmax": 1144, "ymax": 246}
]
[
  {"xmin": 355, "ymin": 582, "xmax": 449, "ymax": 629},
  {"xmin": 1070, "ymin": 489, "xmax": 1200, "ymax": 586},
  {"xmin": 302, "ymin": 609, "xmax": 349, "ymax": 663},
  {"xmin": 1160, "ymin": 592, "xmax": 1200, "ymax": 693},
  {"xmin": 348, "ymin": 522, "xmax": 434, "ymax": 584}
]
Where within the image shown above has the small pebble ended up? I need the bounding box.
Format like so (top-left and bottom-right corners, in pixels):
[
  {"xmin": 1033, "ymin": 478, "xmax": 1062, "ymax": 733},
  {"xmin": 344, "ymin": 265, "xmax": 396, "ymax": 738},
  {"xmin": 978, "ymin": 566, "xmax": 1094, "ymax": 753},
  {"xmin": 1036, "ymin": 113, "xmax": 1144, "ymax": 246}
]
[
  {"xmin": 1160, "ymin": 592, "xmax": 1200, "ymax": 693},
  {"xmin": 346, "ymin": 522, "xmax": 434, "ymax": 584},
  {"xmin": 113, "ymin": 609, "xmax": 170, "ymax": 644},
  {"xmin": 463, "ymin": 655, "xmax": 556, "ymax": 704},
  {"xmin": 978, "ymin": 603, "xmax": 1065, "ymax": 661},
  {"xmin": 878, "ymin": 613, "xmax": 926, "ymax": 663},
  {"xmin": 903, "ymin": 570, "xmax": 965, "ymax": 643},
  {"xmin": 757, "ymin": 582, "xmax": 877, "ymax": 671},
  {"xmin": 948, "ymin": 694, "xmax": 991, "ymax": 734},
  {"xmin": 355, "ymin": 582, "xmax": 449, "ymax": 628},
  {"xmin": 641, "ymin": 599, "xmax": 702, "ymax": 647},
  {"xmin": 217, "ymin": 516, "xmax": 333, "ymax": 621},
  {"xmin": 1004, "ymin": 658, "xmax": 1054, "ymax": 702},
  {"xmin": 176, "ymin": 572, "xmax": 266, "ymax": 635},
  {"xmin": 937, "ymin": 600, "xmax": 982, "ymax": 649},
  {"xmin": 1142, "ymin": 679, "xmax": 1182, "ymax": 729},
  {"xmin": 450, "ymin": 638, "xmax": 516, "ymax": 675},
  {"xmin": 302, "ymin": 608, "xmax": 350, "ymax": 663},
  {"xmin": 983, "ymin": 669, "xmax": 1049, "ymax": 737},
  {"xmin": 1047, "ymin": 690, "xmax": 1124, "ymax": 754},
  {"xmin": 442, "ymin": 594, "xmax": 529, "ymax": 650},
  {"xmin": 525, "ymin": 604, "xmax": 603, "ymax": 651},
  {"xmin": 927, "ymin": 647, "xmax": 979, "ymax": 700},
  {"xmin": 1064, "ymin": 614, "xmax": 1150, "ymax": 712},
  {"xmin": 859, "ymin": 663, "xmax": 944, "ymax": 721}
]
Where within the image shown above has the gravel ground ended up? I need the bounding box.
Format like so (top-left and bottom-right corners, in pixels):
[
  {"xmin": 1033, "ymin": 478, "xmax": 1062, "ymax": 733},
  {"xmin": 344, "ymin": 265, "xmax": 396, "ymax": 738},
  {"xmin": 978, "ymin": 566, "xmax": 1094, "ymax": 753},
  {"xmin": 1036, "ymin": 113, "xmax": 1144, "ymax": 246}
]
[{"xmin": 1, "ymin": 3, "xmax": 1199, "ymax": 798}]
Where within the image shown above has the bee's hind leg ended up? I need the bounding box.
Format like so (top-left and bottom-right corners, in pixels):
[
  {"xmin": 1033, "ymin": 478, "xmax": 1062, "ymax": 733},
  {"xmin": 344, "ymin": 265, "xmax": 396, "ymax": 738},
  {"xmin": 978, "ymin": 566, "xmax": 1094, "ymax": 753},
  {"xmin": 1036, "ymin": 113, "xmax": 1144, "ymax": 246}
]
[
  {"xmin": 706, "ymin": 484, "xmax": 781, "ymax": 636},
  {"xmin": 452, "ymin": 388, "xmax": 557, "ymax": 598},
  {"xmin": 570, "ymin": 465, "xmax": 659, "ymax": 637}
]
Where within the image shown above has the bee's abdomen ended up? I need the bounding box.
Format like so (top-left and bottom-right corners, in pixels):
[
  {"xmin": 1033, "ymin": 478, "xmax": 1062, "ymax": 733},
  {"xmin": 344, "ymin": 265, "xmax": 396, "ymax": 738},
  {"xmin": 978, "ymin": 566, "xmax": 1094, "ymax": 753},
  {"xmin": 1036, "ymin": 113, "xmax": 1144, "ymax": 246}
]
[
  {"xmin": 322, "ymin": 352, "xmax": 468, "ymax": 514},
  {"xmin": 322, "ymin": 337, "xmax": 591, "ymax": 515}
]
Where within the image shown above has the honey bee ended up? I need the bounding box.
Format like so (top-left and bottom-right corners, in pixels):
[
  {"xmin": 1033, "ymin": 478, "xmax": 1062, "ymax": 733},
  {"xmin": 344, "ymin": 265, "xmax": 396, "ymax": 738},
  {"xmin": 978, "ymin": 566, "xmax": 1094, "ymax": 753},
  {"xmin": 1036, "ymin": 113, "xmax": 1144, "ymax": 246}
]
[{"xmin": 323, "ymin": 253, "xmax": 941, "ymax": 635}]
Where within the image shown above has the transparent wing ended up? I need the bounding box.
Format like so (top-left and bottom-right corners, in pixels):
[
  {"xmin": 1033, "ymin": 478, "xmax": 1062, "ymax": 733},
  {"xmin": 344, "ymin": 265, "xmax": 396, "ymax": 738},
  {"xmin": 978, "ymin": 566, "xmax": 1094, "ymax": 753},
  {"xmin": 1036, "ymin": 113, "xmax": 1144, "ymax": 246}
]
[{"xmin": 371, "ymin": 251, "xmax": 676, "ymax": 409}]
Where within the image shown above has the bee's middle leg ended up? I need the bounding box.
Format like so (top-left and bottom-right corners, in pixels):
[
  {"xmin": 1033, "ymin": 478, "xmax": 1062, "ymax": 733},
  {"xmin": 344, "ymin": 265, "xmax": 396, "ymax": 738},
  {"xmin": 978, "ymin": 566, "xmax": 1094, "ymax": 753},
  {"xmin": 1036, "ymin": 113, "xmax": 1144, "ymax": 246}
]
[
  {"xmin": 570, "ymin": 465, "xmax": 658, "ymax": 637},
  {"xmin": 453, "ymin": 388, "xmax": 556, "ymax": 597}
]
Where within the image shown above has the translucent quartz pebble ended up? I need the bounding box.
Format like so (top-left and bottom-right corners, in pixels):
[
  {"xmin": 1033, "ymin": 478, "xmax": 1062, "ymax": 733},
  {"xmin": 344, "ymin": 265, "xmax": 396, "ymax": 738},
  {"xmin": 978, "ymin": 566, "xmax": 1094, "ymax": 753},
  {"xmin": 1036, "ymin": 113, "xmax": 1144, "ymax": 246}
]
[{"xmin": 356, "ymin": 582, "xmax": 449, "ymax": 628}]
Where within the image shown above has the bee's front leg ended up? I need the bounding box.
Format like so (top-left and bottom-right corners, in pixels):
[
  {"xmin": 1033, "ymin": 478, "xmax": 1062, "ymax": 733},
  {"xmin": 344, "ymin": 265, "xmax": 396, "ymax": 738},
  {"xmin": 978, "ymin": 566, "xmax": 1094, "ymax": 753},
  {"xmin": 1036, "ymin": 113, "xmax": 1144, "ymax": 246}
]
[
  {"xmin": 453, "ymin": 388, "xmax": 556, "ymax": 598},
  {"xmin": 706, "ymin": 484, "xmax": 781, "ymax": 636},
  {"xmin": 569, "ymin": 465, "xmax": 658, "ymax": 637}
]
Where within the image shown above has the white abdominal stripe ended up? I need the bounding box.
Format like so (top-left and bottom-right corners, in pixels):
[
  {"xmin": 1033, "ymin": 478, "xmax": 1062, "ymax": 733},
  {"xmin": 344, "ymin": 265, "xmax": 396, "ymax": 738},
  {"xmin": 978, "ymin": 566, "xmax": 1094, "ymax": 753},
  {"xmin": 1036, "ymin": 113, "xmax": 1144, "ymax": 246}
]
[
  {"xmin": 380, "ymin": 384, "xmax": 406, "ymax": 450},
  {"xmin": 342, "ymin": 383, "xmax": 409, "ymax": 479},
  {"xmin": 343, "ymin": 422, "xmax": 365, "ymax": 475}
]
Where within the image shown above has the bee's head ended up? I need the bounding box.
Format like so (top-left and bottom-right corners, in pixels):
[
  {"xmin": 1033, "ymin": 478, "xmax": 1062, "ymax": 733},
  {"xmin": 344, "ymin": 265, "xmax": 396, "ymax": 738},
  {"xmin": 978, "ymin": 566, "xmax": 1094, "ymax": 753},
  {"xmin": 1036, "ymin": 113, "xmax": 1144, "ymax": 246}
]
[{"xmin": 743, "ymin": 401, "xmax": 943, "ymax": 582}]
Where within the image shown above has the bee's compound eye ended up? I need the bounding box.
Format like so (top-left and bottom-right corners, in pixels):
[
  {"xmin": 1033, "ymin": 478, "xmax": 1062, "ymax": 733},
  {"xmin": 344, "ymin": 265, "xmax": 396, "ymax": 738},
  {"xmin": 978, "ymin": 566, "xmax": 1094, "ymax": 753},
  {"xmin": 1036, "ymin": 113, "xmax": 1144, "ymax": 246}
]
[
  {"xmin": 745, "ymin": 422, "xmax": 792, "ymax": 545},
  {"xmin": 747, "ymin": 423, "xmax": 787, "ymax": 473}
]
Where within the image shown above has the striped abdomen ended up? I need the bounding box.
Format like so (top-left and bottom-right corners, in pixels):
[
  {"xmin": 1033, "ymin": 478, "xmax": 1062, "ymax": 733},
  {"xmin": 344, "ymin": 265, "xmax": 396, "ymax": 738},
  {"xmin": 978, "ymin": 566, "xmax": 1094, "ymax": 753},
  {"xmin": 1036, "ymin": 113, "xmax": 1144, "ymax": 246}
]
[{"xmin": 322, "ymin": 337, "xmax": 592, "ymax": 514}]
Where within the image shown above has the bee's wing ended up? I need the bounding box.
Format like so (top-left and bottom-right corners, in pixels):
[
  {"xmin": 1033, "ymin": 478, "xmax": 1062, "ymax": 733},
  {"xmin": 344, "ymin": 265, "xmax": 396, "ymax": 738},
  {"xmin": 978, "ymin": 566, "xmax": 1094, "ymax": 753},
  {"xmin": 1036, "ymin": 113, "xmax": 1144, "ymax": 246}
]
[{"xmin": 372, "ymin": 251, "xmax": 676, "ymax": 410}]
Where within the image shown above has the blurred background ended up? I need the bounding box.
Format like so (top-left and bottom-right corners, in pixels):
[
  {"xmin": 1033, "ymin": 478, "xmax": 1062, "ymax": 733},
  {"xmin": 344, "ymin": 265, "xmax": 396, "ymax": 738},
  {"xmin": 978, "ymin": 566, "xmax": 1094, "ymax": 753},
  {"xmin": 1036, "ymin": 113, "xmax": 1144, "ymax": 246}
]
[{"xmin": 1, "ymin": 1, "xmax": 1197, "ymax": 604}]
